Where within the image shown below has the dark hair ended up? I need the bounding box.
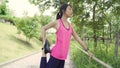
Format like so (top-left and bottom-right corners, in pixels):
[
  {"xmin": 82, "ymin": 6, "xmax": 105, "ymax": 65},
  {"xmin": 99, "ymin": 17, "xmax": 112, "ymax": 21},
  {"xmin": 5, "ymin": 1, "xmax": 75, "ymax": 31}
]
[{"xmin": 56, "ymin": 3, "xmax": 71, "ymax": 20}]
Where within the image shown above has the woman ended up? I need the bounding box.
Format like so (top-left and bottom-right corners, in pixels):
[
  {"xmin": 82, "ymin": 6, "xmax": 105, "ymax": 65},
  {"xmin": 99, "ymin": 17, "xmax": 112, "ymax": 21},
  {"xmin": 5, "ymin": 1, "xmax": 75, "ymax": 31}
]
[{"xmin": 40, "ymin": 3, "xmax": 93, "ymax": 68}]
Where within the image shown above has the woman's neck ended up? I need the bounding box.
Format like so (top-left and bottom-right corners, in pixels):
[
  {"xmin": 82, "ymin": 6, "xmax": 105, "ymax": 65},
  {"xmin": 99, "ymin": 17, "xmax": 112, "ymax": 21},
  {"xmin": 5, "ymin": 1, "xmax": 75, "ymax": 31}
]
[{"xmin": 61, "ymin": 15, "xmax": 68, "ymax": 22}]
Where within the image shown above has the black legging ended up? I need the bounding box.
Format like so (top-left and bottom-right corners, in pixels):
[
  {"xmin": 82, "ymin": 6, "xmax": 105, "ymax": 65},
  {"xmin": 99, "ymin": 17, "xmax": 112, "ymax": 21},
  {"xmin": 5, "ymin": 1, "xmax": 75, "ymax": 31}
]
[{"xmin": 40, "ymin": 55, "xmax": 65, "ymax": 68}]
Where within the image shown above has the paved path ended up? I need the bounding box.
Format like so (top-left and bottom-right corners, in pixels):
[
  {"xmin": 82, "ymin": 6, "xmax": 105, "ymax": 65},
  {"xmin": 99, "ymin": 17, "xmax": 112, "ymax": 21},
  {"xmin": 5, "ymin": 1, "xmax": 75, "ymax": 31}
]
[{"xmin": 0, "ymin": 51, "xmax": 76, "ymax": 68}]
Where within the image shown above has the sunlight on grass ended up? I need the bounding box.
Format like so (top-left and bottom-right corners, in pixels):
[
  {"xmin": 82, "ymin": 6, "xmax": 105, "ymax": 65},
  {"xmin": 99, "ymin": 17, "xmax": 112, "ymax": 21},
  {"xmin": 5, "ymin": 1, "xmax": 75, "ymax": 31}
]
[{"xmin": 0, "ymin": 23, "xmax": 42, "ymax": 63}]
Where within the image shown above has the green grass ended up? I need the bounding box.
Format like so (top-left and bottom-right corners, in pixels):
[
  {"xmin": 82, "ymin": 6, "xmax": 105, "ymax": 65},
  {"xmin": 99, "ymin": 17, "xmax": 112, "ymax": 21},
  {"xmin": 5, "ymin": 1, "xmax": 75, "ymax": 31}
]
[
  {"xmin": 70, "ymin": 40, "xmax": 104, "ymax": 68},
  {"xmin": 0, "ymin": 23, "xmax": 42, "ymax": 63},
  {"xmin": 70, "ymin": 39, "xmax": 120, "ymax": 68}
]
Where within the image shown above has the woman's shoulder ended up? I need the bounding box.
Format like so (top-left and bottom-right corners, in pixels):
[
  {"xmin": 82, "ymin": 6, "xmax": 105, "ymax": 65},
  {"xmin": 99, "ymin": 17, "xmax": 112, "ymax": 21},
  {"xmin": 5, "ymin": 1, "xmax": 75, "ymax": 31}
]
[
  {"xmin": 52, "ymin": 20, "xmax": 58, "ymax": 25},
  {"xmin": 53, "ymin": 19, "xmax": 61, "ymax": 24},
  {"xmin": 51, "ymin": 19, "xmax": 60, "ymax": 29}
]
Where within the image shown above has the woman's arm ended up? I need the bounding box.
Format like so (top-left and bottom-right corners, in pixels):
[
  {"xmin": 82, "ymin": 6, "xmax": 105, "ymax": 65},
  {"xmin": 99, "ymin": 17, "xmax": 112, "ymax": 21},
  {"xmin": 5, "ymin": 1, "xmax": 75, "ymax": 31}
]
[
  {"xmin": 72, "ymin": 28, "xmax": 88, "ymax": 51},
  {"xmin": 72, "ymin": 28, "xmax": 93, "ymax": 57},
  {"xmin": 41, "ymin": 20, "xmax": 58, "ymax": 47}
]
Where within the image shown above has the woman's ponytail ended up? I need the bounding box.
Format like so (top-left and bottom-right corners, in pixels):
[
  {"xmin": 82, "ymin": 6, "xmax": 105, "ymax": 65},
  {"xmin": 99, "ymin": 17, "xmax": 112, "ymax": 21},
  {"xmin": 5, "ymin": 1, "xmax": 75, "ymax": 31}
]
[{"xmin": 56, "ymin": 12, "xmax": 62, "ymax": 20}]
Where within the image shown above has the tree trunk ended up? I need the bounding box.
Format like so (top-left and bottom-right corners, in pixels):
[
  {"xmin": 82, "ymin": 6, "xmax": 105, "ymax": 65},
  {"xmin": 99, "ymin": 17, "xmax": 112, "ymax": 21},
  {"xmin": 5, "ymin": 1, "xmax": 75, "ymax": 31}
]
[
  {"xmin": 103, "ymin": 13, "xmax": 112, "ymax": 43},
  {"xmin": 109, "ymin": 23, "xmax": 112, "ymax": 43},
  {"xmin": 114, "ymin": 32, "xmax": 119, "ymax": 59},
  {"xmin": 93, "ymin": 33, "xmax": 97, "ymax": 51},
  {"xmin": 102, "ymin": 26, "xmax": 105, "ymax": 43},
  {"xmin": 106, "ymin": 39, "xmax": 109, "ymax": 53},
  {"xmin": 93, "ymin": 1, "xmax": 97, "ymax": 51}
]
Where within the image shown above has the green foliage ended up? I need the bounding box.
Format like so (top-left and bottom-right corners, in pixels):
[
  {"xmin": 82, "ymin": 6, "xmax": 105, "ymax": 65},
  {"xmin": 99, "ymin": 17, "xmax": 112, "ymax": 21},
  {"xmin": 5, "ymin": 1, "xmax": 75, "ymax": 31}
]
[
  {"xmin": 20, "ymin": 0, "xmax": 120, "ymax": 67},
  {"xmin": 0, "ymin": 1, "xmax": 14, "ymax": 24},
  {"xmin": 29, "ymin": 0, "xmax": 120, "ymax": 38},
  {"xmin": 70, "ymin": 40, "xmax": 120, "ymax": 68},
  {"xmin": 32, "ymin": 15, "xmax": 52, "ymax": 26},
  {"xmin": 15, "ymin": 17, "xmax": 40, "ymax": 41},
  {"xmin": 0, "ymin": 14, "xmax": 51, "ymax": 42},
  {"xmin": 112, "ymin": 16, "xmax": 120, "ymax": 33},
  {"xmin": 29, "ymin": 0, "xmax": 51, "ymax": 13},
  {"xmin": 0, "ymin": 1, "xmax": 9, "ymax": 15},
  {"xmin": 38, "ymin": 15, "xmax": 52, "ymax": 26},
  {"xmin": 0, "ymin": 23, "xmax": 41, "ymax": 63},
  {"xmin": 0, "ymin": 15, "xmax": 15, "ymax": 24},
  {"xmin": 111, "ymin": 3, "xmax": 120, "ymax": 33}
]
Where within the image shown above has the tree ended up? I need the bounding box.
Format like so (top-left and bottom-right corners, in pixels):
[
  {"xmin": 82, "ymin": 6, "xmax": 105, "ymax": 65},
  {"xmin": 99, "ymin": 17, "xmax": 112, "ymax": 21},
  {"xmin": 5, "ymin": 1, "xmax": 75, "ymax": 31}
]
[
  {"xmin": 0, "ymin": 0, "xmax": 9, "ymax": 15},
  {"xmin": 29, "ymin": 0, "xmax": 120, "ymax": 53},
  {"xmin": 15, "ymin": 17, "xmax": 40, "ymax": 42},
  {"xmin": 112, "ymin": 6, "xmax": 120, "ymax": 59}
]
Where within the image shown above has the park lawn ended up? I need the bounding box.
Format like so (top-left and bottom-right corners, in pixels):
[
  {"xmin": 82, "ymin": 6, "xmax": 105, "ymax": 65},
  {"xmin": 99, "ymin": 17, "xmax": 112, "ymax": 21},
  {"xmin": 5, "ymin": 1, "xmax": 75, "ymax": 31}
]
[{"xmin": 0, "ymin": 23, "xmax": 41, "ymax": 63}]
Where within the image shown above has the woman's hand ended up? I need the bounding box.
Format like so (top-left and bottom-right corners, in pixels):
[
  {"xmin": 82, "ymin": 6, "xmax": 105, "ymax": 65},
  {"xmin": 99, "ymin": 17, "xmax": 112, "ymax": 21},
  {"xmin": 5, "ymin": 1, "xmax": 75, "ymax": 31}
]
[{"xmin": 87, "ymin": 51, "xmax": 93, "ymax": 58}]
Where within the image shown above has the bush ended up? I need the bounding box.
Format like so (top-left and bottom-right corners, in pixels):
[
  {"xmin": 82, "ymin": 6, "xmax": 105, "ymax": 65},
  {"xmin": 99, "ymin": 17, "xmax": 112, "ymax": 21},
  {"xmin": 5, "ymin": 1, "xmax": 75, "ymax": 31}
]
[
  {"xmin": 0, "ymin": 0, "xmax": 10, "ymax": 15},
  {"xmin": 70, "ymin": 40, "xmax": 120, "ymax": 68},
  {"xmin": 32, "ymin": 15, "xmax": 53, "ymax": 41},
  {"xmin": 0, "ymin": 15, "xmax": 15, "ymax": 25},
  {"xmin": 15, "ymin": 17, "xmax": 40, "ymax": 41},
  {"xmin": 0, "ymin": 15, "xmax": 53, "ymax": 42},
  {"xmin": 33, "ymin": 15, "xmax": 52, "ymax": 26}
]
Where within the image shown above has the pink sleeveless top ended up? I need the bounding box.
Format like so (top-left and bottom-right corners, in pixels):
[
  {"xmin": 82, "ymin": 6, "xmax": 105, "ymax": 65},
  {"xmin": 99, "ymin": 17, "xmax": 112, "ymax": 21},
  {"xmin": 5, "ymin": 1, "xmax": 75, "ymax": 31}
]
[{"xmin": 50, "ymin": 19, "xmax": 73, "ymax": 60}]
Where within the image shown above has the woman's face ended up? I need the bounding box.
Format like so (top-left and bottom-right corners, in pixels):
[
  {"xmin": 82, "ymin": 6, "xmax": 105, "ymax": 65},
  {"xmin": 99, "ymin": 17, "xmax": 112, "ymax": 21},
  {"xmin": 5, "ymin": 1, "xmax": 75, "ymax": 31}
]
[{"xmin": 64, "ymin": 6, "xmax": 73, "ymax": 18}]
